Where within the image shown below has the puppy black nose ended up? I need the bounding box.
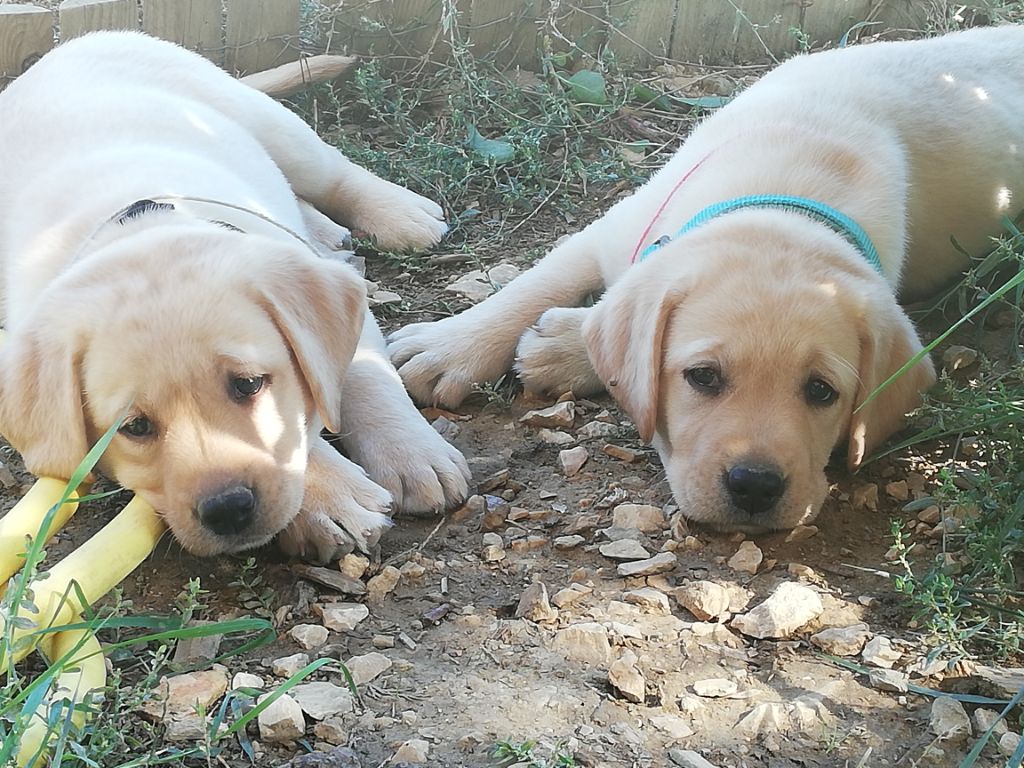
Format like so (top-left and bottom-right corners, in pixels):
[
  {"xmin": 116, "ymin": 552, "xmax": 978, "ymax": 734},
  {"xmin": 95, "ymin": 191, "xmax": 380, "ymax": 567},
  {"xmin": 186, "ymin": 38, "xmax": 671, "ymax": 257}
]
[
  {"xmin": 726, "ymin": 464, "xmax": 786, "ymax": 515},
  {"xmin": 197, "ymin": 486, "xmax": 256, "ymax": 536}
]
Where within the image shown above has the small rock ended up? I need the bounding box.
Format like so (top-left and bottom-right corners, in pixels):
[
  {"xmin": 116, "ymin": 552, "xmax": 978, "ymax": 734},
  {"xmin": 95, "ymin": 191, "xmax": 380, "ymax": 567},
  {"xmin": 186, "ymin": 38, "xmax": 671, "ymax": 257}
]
[
  {"xmin": 290, "ymin": 682, "xmax": 355, "ymax": 720},
  {"xmin": 551, "ymin": 583, "xmax": 591, "ymax": 608},
  {"xmin": 735, "ymin": 702, "xmax": 788, "ymax": 738},
  {"xmin": 942, "ymin": 345, "xmax": 978, "ymax": 371},
  {"xmin": 392, "ymin": 738, "xmax": 430, "ymax": 764},
  {"xmin": 538, "ymin": 428, "xmax": 575, "ymax": 445},
  {"xmin": 515, "ymin": 582, "xmax": 559, "ymax": 623},
  {"xmin": 727, "ymin": 541, "xmax": 763, "ymax": 575},
  {"xmin": 521, "ymin": 401, "xmax": 575, "ymax": 429},
  {"xmin": 608, "ymin": 651, "xmax": 645, "ymax": 703},
  {"xmin": 612, "ymin": 503, "xmax": 664, "ymax": 533},
  {"xmin": 481, "ymin": 501, "xmax": 510, "ymax": 531},
  {"xmin": 600, "ymin": 539, "xmax": 651, "ymax": 561},
  {"xmin": 367, "ymin": 566, "xmax": 401, "ymax": 603},
  {"xmin": 674, "ymin": 581, "xmax": 730, "ymax": 621},
  {"xmin": 553, "ymin": 622, "xmax": 612, "ymax": 664},
  {"xmin": 576, "ymin": 421, "xmax": 622, "ymax": 440},
  {"xmin": 257, "ymin": 692, "xmax": 305, "ymax": 743},
  {"xmin": 369, "ymin": 289, "xmax": 401, "ymax": 306},
  {"xmin": 445, "ymin": 270, "xmax": 494, "ymax": 302},
  {"xmin": 669, "ymin": 750, "xmax": 720, "ymax": 768},
  {"xmin": 731, "ymin": 582, "xmax": 824, "ymax": 639},
  {"xmin": 862, "ymin": 636, "xmax": 902, "ymax": 668},
  {"xmin": 603, "ymin": 444, "xmax": 644, "ymax": 463},
  {"xmin": 885, "ymin": 480, "xmax": 910, "ymax": 502},
  {"xmin": 972, "ymin": 708, "xmax": 1009, "ymax": 737},
  {"xmin": 617, "ymin": 552, "xmax": 677, "ymax": 578},
  {"xmin": 559, "ymin": 446, "xmax": 589, "ymax": 477},
  {"xmin": 692, "ymin": 678, "xmax": 738, "ymax": 698},
  {"xmin": 141, "ymin": 669, "xmax": 229, "ymax": 722},
  {"xmin": 290, "ymin": 624, "xmax": 329, "ymax": 650},
  {"xmin": 171, "ymin": 621, "xmax": 223, "ymax": 667},
  {"xmin": 294, "ymin": 564, "xmax": 367, "ymax": 596},
  {"xmin": 930, "ymin": 697, "xmax": 971, "ymax": 741},
  {"xmin": 1000, "ymin": 732, "xmax": 1021, "ymax": 756},
  {"xmin": 272, "ymin": 653, "xmax": 311, "ymax": 679},
  {"xmin": 316, "ymin": 603, "xmax": 369, "ymax": 633},
  {"xmin": 339, "ymin": 554, "xmax": 370, "ymax": 580},
  {"xmin": 624, "ymin": 587, "xmax": 671, "ymax": 614},
  {"xmin": 509, "ymin": 534, "xmax": 547, "ymax": 553},
  {"xmin": 650, "ymin": 714, "xmax": 695, "ymax": 740},
  {"xmin": 346, "ymin": 652, "xmax": 393, "ymax": 685},
  {"xmin": 399, "ymin": 561, "xmax": 427, "ymax": 581},
  {"xmin": 232, "ymin": 672, "xmax": 264, "ymax": 691},
  {"xmin": 372, "ymin": 634, "xmax": 395, "ymax": 649},
  {"xmin": 431, "ymin": 415, "xmax": 460, "ymax": 441},
  {"xmin": 487, "ymin": 262, "xmax": 521, "ymax": 287},
  {"xmin": 312, "ymin": 719, "xmax": 348, "ymax": 746},
  {"xmin": 810, "ymin": 623, "xmax": 871, "ymax": 657},
  {"xmin": 482, "ymin": 544, "xmax": 506, "ymax": 562},
  {"xmin": 554, "ymin": 535, "xmax": 585, "ymax": 549},
  {"xmin": 917, "ymin": 505, "xmax": 942, "ymax": 524},
  {"xmin": 851, "ymin": 483, "xmax": 879, "ymax": 511},
  {"xmin": 785, "ymin": 525, "xmax": 819, "ymax": 543},
  {"xmin": 869, "ymin": 668, "xmax": 909, "ymax": 692}
]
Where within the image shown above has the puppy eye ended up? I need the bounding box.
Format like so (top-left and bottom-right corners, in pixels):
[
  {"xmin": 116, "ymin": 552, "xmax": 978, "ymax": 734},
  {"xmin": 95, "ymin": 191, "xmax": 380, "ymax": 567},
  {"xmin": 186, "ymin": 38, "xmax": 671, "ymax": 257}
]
[
  {"xmin": 685, "ymin": 366, "xmax": 723, "ymax": 394},
  {"xmin": 230, "ymin": 375, "xmax": 265, "ymax": 400},
  {"xmin": 119, "ymin": 415, "xmax": 155, "ymax": 439},
  {"xmin": 805, "ymin": 378, "xmax": 839, "ymax": 406}
]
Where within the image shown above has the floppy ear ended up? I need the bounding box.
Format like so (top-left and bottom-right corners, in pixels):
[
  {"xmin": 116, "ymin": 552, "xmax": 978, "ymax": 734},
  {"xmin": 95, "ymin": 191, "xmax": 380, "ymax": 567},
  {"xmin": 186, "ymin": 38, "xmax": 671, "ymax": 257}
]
[
  {"xmin": 846, "ymin": 298, "xmax": 936, "ymax": 469},
  {"xmin": 581, "ymin": 268, "xmax": 684, "ymax": 443},
  {"xmin": 0, "ymin": 324, "xmax": 90, "ymax": 479},
  {"xmin": 255, "ymin": 256, "xmax": 366, "ymax": 433}
]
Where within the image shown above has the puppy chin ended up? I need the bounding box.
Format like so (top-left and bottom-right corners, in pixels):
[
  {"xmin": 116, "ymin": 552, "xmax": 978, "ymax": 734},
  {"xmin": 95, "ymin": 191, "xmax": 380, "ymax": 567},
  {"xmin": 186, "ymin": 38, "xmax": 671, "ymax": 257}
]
[
  {"xmin": 167, "ymin": 523, "xmax": 282, "ymax": 557},
  {"xmin": 666, "ymin": 473, "xmax": 826, "ymax": 533}
]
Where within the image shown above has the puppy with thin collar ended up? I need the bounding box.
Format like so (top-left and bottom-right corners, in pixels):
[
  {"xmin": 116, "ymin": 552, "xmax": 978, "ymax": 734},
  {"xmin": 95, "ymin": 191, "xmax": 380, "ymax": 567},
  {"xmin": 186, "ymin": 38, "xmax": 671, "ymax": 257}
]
[
  {"xmin": 0, "ymin": 32, "xmax": 471, "ymax": 561},
  {"xmin": 390, "ymin": 26, "xmax": 1024, "ymax": 531}
]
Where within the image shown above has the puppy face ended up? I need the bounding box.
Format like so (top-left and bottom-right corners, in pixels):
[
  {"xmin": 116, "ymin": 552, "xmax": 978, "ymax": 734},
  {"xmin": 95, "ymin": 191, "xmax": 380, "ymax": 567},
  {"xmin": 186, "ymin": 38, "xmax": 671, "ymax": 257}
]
[
  {"xmin": 0, "ymin": 225, "xmax": 365, "ymax": 555},
  {"xmin": 584, "ymin": 215, "xmax": 935, "ymax": 531}
]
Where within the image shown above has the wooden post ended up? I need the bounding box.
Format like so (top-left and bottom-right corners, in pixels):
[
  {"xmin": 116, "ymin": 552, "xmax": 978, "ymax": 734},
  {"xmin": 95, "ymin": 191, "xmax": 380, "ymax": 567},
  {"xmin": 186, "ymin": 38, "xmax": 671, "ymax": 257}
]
[
  {"xmin": 0, "ymin": 5, "xmax": 54, "ymax": 86},
  {"xmin": 606, "ymin": 0, "xmax": 676, "ymax": 65},
  {"xmin": 225, "ymin": 0, "xmax": 301, "ymax": 76},
  {"xmin": 59, "ymin": 0, "xmax": 137, "ymax": 40},
  {"xmin": 141, "ymin": 0, "xmax": 222, "ymax": 61}
]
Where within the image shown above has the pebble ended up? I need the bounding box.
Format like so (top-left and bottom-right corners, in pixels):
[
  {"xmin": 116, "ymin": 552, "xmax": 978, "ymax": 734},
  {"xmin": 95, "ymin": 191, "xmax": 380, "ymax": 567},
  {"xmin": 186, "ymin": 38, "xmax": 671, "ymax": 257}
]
[
  {"xmin": 623, "ymin": 587, "xmax": 671, "ymax": 614},
  {"xmin": 445, "ymin": 271, "xmax": 494, "ymax": 302},
  {"xmin": 272, "ymin": 653, "xmax": 311, "ymax": 678},
  {"xmin": 515, "ymin": 582, "xmax": 559, "ymax": 623},
  {"xmin": 669, "ymin": 750, "xmax": 720, "ymax": 768},
  {"xmin": 346, "ymin": 652, "xmax": 393, "ymax": 685},
  {"xmin": 868, "ymin": 668, "xmax": 909, "ymax": 693},
  {"xmin": 599, "ymin": 539, "xmax": 651, "ymax": 561},
  {"xmin": 576, "ymin": 421, "xmax": 622, "ymax": 440},
  {"xmin": 400, "ymin": 560, "xmax": 427, "ymax": 580},
  {"xmin": 290, "ymin": 682, "xmax": 355, "ymax": 720},
  {"xmin": 482, "ymin": 543, "xmax": 506, "ymax": 562},
  {"xmin": 316, "ymin": 603, "xmax": 369, "ymax": 633},
  {"xmin": 885, "ymin": 480, "xmax": 910, "ymax": 501},
  {"xmin": 289, "ymin": 624, "xmax": 329, "ymax": 650},
  {"xmin": 171, "ymin": 621, "xmax": 223, "ymax": 666},
  {"xmin": 727, "ymin": 541, "xmax": 763, "ymax": 574},
  {"xmin": 554, "ymin": 535, "xmax": 585, "ymax": 549},
  {"xmin": 617, "ymin": 552, "xmax": 677, "ymax": 578},
  {"xmin": 538, "ymin": 428, "xmax": 575, "ymax": 445},
  {"xmin": 559, "ymin": 446, "xmax": 589, "ymax": 477},
  {"xmin": 612, "ymin": 503, "xmax": 665, "ymax": 533},
  {"xmin": 391, "ymin": 738, "xmax": 430, "ymax": 764},
  {"xmin": 930, "ymin": 697, "xmax": 971, "ymax": 741},
  {"xmin": 917, "ymin": 505, "xmax": 941, "ymax": 524},
  {"xmin": 608, "ymin": 651, "xmax": 646, "ymax": 703},
  {"xmin": 603, "ymin": 443, "xmax": 644, "ymax": 462},
  {"xmin": 650, "ymin": 714, "xmax": 695, "ymax": 740},
  {"xmin": 693, "ymin": 678, "xmax": 738, "ymax": 698},
  {"xmin": 312, "ymin": 719, "xmax": 348, "ymax": 746},
  {"xmin": 862, "ymin": 636, "xmax": 902, "ymax": 668},
  {"xmin": 367, "ymin": 565, "xmax": 401, "ymax": 603},
  {"xmin": 509, "ymin": 534, "xmax": 548, "ymax": 553},
  {"xmin": 1000, "ymin": 732, "xmax": 1022, "ymax": 756},
  {"xmin": 942, "ymin": 344, "xmax": 978, "ymax": 371},
  {"xmin": 232, "ymin": 672, "xmax": 264, "ymax": 691},
  {"xmin": 851, "ymin": 483, "xmax": 879, "ymax": 511},
  {"xmin": 520, "ymin": 401, "xmax": 575, "ymax": 429},
  {"xmin": 339, "ymin": 554, "xmax": 370, "ymax": 580},
  {"xmin": 141, "ymin": 669, "xmax": 228, "ymax": 722},
  {"xmin": 551, "ymin": 583, "xmax": 592, "ymax": 608},
  {"xmin": 809, "ymin": 623, "xmax": 871, "ymax": 656},
  {"xmin": 674, "ymin": 581, "xmax": 730, "ymax": 621},
  {"xmin": 731, "ymin": 582, "xmax": 824, "ymax": 639},
  {"xmin": 372, "ymin": 634, "xmax": 395, "ymax": 649},
  {"xmin": 553, "ymin": 622, "xmax": 612, "ymax": 664},
  {"xmin": 784, "ymin": 525, "xmax": 819, "ymax": 543},
  {"xmin": 735, "ymin": 702, "xmax": 788, "ymax": 738},
  {"xmin": 972, "ymin": 708, "xmax": 1009, "ymax": 737},
  {"xmin": 257, "ymin": 692, "xmax": 305, "ymax": 743}
]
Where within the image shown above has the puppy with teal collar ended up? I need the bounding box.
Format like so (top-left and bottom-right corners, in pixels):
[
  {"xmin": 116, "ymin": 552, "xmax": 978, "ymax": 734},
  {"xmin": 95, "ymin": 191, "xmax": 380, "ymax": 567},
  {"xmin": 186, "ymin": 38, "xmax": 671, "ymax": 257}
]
[{"xmin": 390, "ymin": 25, "xmax": 1024, "ymax": 531}]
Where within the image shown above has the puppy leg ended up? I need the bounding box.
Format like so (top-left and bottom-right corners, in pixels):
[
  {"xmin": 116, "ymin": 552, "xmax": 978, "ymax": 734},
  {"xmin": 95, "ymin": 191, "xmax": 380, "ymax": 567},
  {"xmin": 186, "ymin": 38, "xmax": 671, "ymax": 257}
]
[
  {"xmin": 337, "ymin": 310, "xmax": 472, "ymax": 515},
  {"xmin": 389, "ymin": 228, "xmax": 606, "ymax": 407},
  {"xmin": 277, "ymin": 436, "xmax": 393, "ymax": 564},
  {"xmin": 299, "ymin": 199, "xmax": 352, "ymax": 256},
  {"xmin": 515, "ymin": 306, "xmax": 604, "ymax": 398}
]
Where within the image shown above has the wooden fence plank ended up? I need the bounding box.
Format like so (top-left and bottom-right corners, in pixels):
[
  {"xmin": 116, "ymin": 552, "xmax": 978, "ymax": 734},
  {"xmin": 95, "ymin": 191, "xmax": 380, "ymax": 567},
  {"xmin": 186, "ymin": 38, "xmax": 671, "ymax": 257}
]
[
  {"xmin": 606, "ymin": 0, "xmax": 675, "ymax": 64},
  {"xmin": 141, "ymin": 0, "xmax": 222, "ymax": 61},
  {"xmin": 59, "ymin": 0, "xmax": 137, "ymax": 40},
  {"xmin": 225, "ymin": 0, "xmax": 300, "ymax": 75},
  {"xmin": 390, "ymin": 0, "xmax": 445, "ymax": 57},
  {"xmin": 467, "ymin": 0, "xmax": 542, "ymax": 65},
  {"xmin": 0, "ymin": 4, "xmax": 53, "ymax": 84}
]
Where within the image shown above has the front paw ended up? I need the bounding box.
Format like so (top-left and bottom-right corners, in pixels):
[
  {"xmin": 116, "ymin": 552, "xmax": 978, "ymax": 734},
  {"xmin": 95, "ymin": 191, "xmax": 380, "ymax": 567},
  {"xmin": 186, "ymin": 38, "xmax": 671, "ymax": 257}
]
[
  {"xmin": 354, "ymin": 183, "xmax": 448, "ymax": 252},
  {"xmin": 515, "ymin": 306, "xmax": 603, "ymax": 397}
]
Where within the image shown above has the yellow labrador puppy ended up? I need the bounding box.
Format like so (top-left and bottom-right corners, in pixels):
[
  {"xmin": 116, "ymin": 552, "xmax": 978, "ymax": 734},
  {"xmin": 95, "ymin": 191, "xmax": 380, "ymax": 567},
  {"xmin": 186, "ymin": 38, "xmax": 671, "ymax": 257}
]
[
  {"xmin": 391, "ymin": 26, "xmax": 1024, "ymax": 531},
  {"xmin": 0, "ymin": 32, "xmax": 470, "ymax": 562}
]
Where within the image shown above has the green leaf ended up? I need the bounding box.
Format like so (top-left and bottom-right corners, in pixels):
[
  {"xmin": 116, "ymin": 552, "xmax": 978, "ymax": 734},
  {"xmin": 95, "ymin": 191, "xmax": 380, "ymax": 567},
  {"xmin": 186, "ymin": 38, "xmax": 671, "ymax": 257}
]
[
  {"xmin": 567, "ymin": 70, "xmax": 607, "ymax": 105},
  {"xmin": 630, "ymin": 83, "xmax": 671, "ymax": 111},
  {"xmin": 671, "ymin": 94, "xmax": 731, "ymax": 110},
  {"xmin": 466, "ymin": 124, "xmax": 515, "ymax": 165}
]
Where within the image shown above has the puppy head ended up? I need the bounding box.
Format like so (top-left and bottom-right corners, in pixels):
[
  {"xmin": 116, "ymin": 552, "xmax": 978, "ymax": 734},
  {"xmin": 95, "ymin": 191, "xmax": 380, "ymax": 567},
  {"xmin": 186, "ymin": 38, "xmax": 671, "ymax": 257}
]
[
  {"xmin": 583, "ymin": 213, "xmax": 934, "ymax": 531},
  {"xmin": 0, "ymin": 224, "xmax": 366, "ymax": 555}
]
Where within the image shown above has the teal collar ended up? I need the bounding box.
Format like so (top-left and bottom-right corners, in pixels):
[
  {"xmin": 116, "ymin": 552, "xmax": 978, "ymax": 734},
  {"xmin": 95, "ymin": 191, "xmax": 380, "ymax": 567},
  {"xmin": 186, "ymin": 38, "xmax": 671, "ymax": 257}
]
[{"xmin": 638, "ymin": 194, "xmax": 883, "ymax": 275}]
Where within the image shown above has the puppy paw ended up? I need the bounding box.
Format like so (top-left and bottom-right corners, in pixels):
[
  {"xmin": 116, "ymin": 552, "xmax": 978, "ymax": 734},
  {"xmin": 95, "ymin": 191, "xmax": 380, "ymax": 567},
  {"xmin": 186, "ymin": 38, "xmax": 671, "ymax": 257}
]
[
  {"xmin": 388, "ymin": 315, "xmax": 515, "ymax": 407},
  {"xmin": 515, "ymin": 306, "xmax": 604, "ymax": 397},
  {"xmin": 279, "ymin": 444, "xmax": 393, "ymax": 563},
  {"xmin": 352, "ymin": 182, "xmax": 448, "ymax": 252}
]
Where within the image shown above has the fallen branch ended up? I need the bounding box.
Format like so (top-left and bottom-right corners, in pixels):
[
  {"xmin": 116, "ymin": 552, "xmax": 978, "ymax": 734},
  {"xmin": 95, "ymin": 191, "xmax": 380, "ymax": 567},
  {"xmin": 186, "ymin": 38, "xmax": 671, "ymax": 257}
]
[{"xmin": 240, "ymin": 54, "xmax": 358, "ymax": 97}]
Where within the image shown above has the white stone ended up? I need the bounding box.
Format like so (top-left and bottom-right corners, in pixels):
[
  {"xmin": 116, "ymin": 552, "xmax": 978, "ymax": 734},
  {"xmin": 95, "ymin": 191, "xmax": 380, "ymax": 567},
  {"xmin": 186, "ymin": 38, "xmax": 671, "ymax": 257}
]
[
  {"xmin": 727, "ymin": 540, "xmax": 763, "ymax": 574},
  {"xmin": 316, "ymin": 603, "xmax": 369, "ymax": 633},
  {"xmin": 257, "ymin": 693, "xmax": 305, "ymax": 743},
  {"xmin": 392, "ymin": 738, "xmax": 430, "ymax": 763},
  {"xmin": 289, "ymin": 624, "xmax": 329, "ymax": 650},
  {"xmin": 141, "ymin": 670, "xmax": 228, "ymax": 722},
  {"xmin": 1000, "ymin": 732, "xmax": 1021, "ymax": 756},
  {"xmin": 554, "ymin": 535, "xmax": 585, "ymax": 549},
  {"xmin": 608, "ymin": 651, "xmax": 645, "ymax": 703},
  {"xmin": 612, "ymin": 503, "xmax": 665, "ymax": 533},
  {"xmin": 515, "ymin": 581, "xmax": 559, "ymax": 623},
  {"xmin": 669, "ymin": 750, "xmax": 720, "ymax": 768},
  {"xmin": 599, "ymin": 539, "xmax": 651, "ymax": 561},
  {"xmin": 930, "ymin": 697, "xmax": 971, "ymax": 741},
  {"xmin": 869, "ymin": 668, "xmax": 908, "ymax": 692},
  {"xmin": 231, "ymin": 672, "xmax": 264, "ymax": 691},
  {"xmin": 731, "ymin": 582, "xmax": 823, "ymax": 639},
  {"xmin": 538, "ymin": 428, "xmax": 575, "ymax": 445},
  {"xmin": 972, "ymin": 708, "xmax": 1009, "ymax": 737},
  {"xmin": 290, "ymin": 682, "xmax": 355, "ymax": 721},
  {"xmin": 693, "ymin": 678, "xmax": 738, "ymax": 698},
  {"xmin": 553, "ymin": 622, "xmax": 612, "ymax": 664},
  {"xmin": 674, "ymin": 581, "xmax": 730, "ymax": 621},
  {"xmin": 623, "ymin": 587, "xmax": 671, "ymax": 614},
  {"xmin": 559, "ymin": 446, "xmax": 589, "ymax": 477},
  {"xmin": 271, "ymin": 653, "xmax": 310, "ymax": 679},
  {"xmin": 346, "ymin": 652, "xmax": 393, "ymax": 685},
  {"xmin": 810, "ymin": 623, "xmax": 871, "ymax": 656},
  {"xmin": 521, "ymin": 401, "xmax": 576, "ymax": 429},
  {"xmin": 735, "ymin": 702, "xmax": 788, "ymax": 738},
  {"xmin": 862, "ymin": 635, "xmax": 902, "ymax": 668},
  {"xmin": 616, "ymin": 552, "xmax": 677, "ymax": 577},
  {"xmin": 650, "ymin": 714, "xmax": 695, "ymax": 740}
]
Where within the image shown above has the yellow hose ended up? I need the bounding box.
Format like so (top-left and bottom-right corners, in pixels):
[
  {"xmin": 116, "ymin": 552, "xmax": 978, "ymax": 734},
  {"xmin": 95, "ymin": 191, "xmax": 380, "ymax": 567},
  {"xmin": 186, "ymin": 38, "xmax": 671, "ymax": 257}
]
[{"xmin": 0, "ymin": 479, "xmax": 80, "ymax": 586}]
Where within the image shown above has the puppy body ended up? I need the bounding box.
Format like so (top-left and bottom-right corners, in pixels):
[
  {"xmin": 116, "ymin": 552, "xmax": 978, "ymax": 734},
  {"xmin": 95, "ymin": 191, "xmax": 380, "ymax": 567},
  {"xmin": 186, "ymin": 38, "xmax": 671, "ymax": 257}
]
[
  {"xmin": 391, "ymin": 26, "xmax": 1024, "ymax": 530},
  {"xmin": 0, "ymin": 32, "xmax": 470, "ymax": 560}
]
